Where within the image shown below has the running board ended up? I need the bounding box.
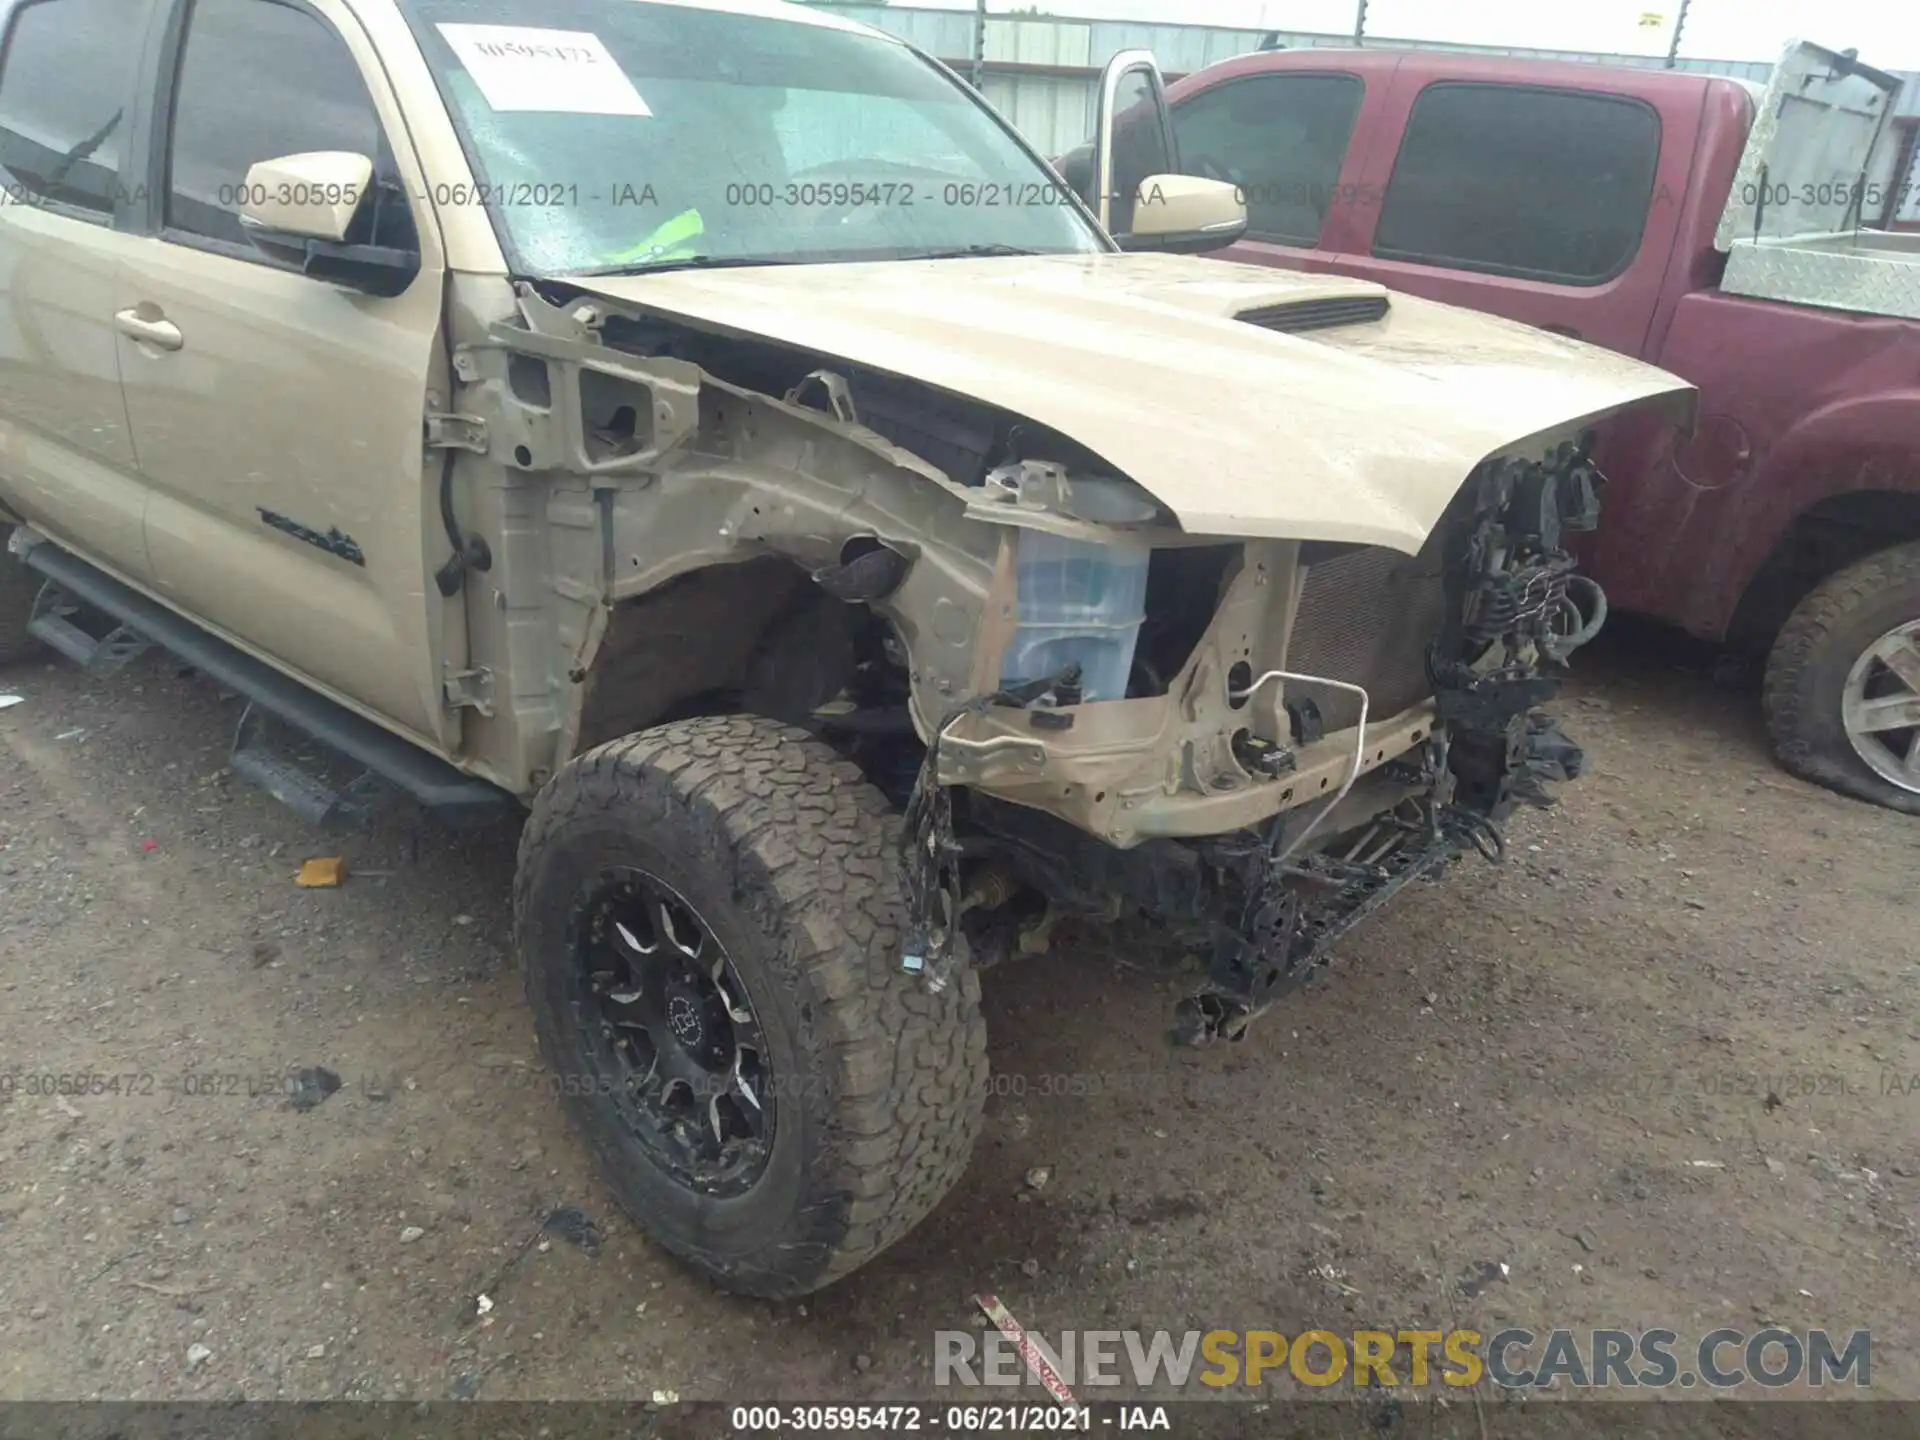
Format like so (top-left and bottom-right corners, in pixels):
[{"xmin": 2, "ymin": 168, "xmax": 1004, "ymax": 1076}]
[
  {"xmin": 28, "ymin": 580, "xmax": 153, "ymax": 674},
  {"xmin": 21, "ymin": 543, "xmax": 516, "ymax": 828},
  {"xmin": 229, "ymin": 702, "xmax": 389, "ymax": 829}
]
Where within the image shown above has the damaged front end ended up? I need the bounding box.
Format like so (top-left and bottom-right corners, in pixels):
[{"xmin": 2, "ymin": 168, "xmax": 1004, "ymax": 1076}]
[
  {"xmin": 442, "ymin": 271, "xmax": 1674, "ymax": 1052},
  {"xmin": 900, "ymin": 437, "xmax": 1616, "ymax": 1044},
  {"xmin": 1182, "ymin": 440, "xmax": 1612, "ymax": 1043}
]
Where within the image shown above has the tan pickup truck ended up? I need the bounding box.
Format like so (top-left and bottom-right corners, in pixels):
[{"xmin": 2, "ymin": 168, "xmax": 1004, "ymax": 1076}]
[{"xmin": 0, "ymin": 0, "xmax": 1692, "ymax": 1295}]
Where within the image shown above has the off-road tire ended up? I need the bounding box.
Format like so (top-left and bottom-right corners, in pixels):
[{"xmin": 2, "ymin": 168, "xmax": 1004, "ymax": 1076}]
[
  {"xmin": 514, "ymin": 715, "xmax": 987, "ymax": 1296},
  {"xmin": 1763, "ymin": 540, "xmax": 1920, "ymax": 816},
  {"xmin": 0, "ymin": 526, "xmax": 44, "ymax": 665}
]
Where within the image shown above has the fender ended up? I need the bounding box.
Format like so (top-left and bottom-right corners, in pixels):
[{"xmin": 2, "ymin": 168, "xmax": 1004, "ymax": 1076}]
[{"xmin": 1682, "ymin": 388, "xmax": 1920, "ymax": 638}]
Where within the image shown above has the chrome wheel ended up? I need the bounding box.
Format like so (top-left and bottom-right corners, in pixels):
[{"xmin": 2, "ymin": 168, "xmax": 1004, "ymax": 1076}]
[
  {"xmin": 1842, "ymin": 619, "xmax": 1920, "ymax": 795},
  {"xmin": 572, "ymin": 869, "xmax": 774, "ymax": 1196}
]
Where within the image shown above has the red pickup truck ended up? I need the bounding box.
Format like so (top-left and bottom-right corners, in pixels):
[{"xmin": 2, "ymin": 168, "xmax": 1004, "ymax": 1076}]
[{"xmin": 1085, "ymin": 41, "xmax": 1920, "ymax": 813}]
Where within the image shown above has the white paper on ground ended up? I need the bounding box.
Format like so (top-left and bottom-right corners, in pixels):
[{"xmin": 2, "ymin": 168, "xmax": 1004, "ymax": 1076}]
[
  {"xmin": 0, "ymin": 695, "xmax": 23, "ymax": 710},
  {"xmin": 436, "ymin": 25, "xmax": 652, "ymax": 116}
]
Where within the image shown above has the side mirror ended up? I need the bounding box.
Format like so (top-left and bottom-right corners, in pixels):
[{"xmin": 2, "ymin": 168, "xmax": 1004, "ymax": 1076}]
[
  {"xmin": 239, "ymin": 151, "xmax": 417, "ymax": 298},
  {"xmin": 239, "ymin": 151, "xmax": 371, "ymax": 242},
  {"xmin": 1091, "ymin": 49, "xmax": 1176, "ymax": 237},
  {"xmin": 1120, "ymin": 174, "xmax": 1248, "ymax": 254}
]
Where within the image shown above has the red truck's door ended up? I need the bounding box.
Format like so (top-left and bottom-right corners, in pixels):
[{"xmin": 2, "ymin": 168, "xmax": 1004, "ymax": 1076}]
[
  {"xmin": 1283, "ymin": 60, "xmax": 1703, "ymax": 359},
  {"xmin": 1166, "ymin": 55, "xmax": 1400, "ymax": 277}
]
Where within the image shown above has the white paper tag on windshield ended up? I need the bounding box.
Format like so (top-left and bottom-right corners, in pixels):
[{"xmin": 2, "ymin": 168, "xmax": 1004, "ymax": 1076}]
[{"xmin": 437, "ymin": 25, "xmax": 651, "ymax": 116}]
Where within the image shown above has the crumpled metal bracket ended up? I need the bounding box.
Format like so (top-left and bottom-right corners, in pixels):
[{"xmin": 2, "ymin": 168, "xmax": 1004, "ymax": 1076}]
[{"xmin": 784, "ymin": 369, "xmax": 859, "ymax": 425}]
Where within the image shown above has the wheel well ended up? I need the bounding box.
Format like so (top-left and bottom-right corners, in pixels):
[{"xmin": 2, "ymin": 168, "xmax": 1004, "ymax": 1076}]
[
  {"xmin": 1727, "ymin": 490, "xmax": 1920, "ymax": 655},
  {"xmin": 576, "ymin": 557, "xmax": 815, "ymax": 751},
  {"xmin": 574, "ymin": 557, "xmax": 891, "ymax": 755}
]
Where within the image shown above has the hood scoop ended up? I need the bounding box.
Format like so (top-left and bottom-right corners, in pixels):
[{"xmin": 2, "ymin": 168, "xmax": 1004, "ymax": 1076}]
[{"xmin": 1237, "ymin": 294, "xmax": 1390, "ymax": 333}]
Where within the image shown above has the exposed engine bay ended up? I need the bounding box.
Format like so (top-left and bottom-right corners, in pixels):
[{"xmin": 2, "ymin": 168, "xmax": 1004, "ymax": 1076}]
[
  {"xmin": 893, "ymin": 435, "xmax": 1614, "ymax": 1043},
  {"xmin": 450, "ymin": 271, "xmax": 1684, "ymax": 1050}
]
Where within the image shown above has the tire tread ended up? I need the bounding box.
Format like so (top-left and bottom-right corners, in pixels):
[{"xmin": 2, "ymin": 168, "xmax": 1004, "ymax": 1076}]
[
  {"xmin": 512, "ymin": 715, "xmax": 987, "ymax": 1295},
  {"xmin": 1763, "ymin": 539, "xmax": 1920, "ymax": 816},
  {"xmin": 0, "ymin": 528, "xmax": 43, "ymax": 666}
]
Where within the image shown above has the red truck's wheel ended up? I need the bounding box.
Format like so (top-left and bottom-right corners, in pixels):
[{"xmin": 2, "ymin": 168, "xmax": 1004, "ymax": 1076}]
[
  {"xmin": 1764, "ymin": 541, "xmax": 1920, "ymax": 815},
  {"xmin": 0, "ymin": 527, "xmax": 46, "ymax": 666}
]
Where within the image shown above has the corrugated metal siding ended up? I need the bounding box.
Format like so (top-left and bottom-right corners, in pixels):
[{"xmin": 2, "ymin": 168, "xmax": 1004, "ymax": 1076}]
[
  {"xmin": 826, "ymin": 4, "xmax": 1919, "ymax": 136},
  {"xmin": 1085, "ymin": 21, "xmax": 1267, "ymax": 74},
  {"xmin": 986, "ymin": 17, "xmax": 1092, "ymax": 68},
  {"xmin": 851, "ymin": 5, "xmax": 974, "ymax": 58},
  {"xmin": 980, "ymin": 73, "xmax": 1092, "ymax": 157}
]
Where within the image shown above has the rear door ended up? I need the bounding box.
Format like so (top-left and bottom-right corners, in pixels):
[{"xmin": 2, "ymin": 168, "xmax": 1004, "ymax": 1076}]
[
  {"xmin": 116, "ymin": 0, "xmax": 453, "ymax": 742},
  {"xmin": 1330, "ymin": 70, "xmax": 1686, "ymax": 356},
  {"xmin": 0, "ymin": 0, "xmax": 156, "ymax": 580}
]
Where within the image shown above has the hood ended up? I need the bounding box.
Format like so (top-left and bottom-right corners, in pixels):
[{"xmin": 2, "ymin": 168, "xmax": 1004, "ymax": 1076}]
[{"xmin": 573, "ymin": 252, "xmax": 1696, "ymax": 552}]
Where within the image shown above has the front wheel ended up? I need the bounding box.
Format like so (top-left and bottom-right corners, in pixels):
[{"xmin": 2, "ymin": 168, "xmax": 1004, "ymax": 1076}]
[
  {"xmin": 1764, "ymin": 541, "xmax": 1920, "ymax": 814},
  {"xmin": 513, "ymin": 715, "xmax": 987, "ymax": 1296}
]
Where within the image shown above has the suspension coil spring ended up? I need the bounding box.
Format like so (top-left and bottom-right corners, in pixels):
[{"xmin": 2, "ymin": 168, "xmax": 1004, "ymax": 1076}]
[
  {"xmin": 1465, "ymin": 562, "xmax": 1572, "ymax": 649},
  {"xmin": 1463, "ymin": 576, "xmax": 1523, "ymax": 649}
]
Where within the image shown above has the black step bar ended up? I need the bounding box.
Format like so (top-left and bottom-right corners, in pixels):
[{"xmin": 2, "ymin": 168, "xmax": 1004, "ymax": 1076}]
[{"xmin": 23, "ymin": 542, "xmax": 517, "ymax": 827}]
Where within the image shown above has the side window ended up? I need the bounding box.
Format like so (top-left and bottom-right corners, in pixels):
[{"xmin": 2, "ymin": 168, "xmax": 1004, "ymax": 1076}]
[
  {"xmin": 1373, "ymin": 83, "xmax": 1660, "ymax": 284},
  {"xmin": 0, "ymin": 0, "xmax": 148, "ymax": 219},
  {"xmin": 1171, "ymin": 73, "xmax": 1363, "ymax": 246},
  {"xmin": 166, "ymin": 0, "xmax": 416, "ymax": 252}
]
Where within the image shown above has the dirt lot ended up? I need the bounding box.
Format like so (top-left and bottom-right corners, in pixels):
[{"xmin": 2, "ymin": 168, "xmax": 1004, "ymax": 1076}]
[{"xmin": 0, "ymin": 624, "xmax": 1914, "ymax": 1410}]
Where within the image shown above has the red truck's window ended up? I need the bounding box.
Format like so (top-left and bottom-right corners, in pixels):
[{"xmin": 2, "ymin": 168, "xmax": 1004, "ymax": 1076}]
[
  {"xmin": 0, "ymin": 0, "xmax": 148, "ymax": 220},
  {"xmin": 1171, "ymin": 73, "xmax": 1363, "ymax": 246},
  {"xmin": 1373, "ymin": 82, "xmax": 1660, "ymax": 285}
]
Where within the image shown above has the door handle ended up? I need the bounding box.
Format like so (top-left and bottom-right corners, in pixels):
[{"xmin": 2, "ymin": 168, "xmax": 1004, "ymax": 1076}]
[{"xmin": 114, "ymin": 307, "xmax": 183, "ymax": 352}]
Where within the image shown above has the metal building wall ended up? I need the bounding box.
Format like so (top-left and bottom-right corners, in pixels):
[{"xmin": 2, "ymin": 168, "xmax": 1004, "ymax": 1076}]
[{"xmin": 980, "ymin": 74, "xmax": 1094, "ymax": 158}]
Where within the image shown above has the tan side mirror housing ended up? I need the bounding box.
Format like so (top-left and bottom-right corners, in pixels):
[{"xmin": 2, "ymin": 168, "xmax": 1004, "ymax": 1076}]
[
  {"xmin": 238, "ymin": 151, "xmax": 374, "ymax": 243},
  {"xmin": 1120, "ymin": 174, "xmax": 1248, "ymax": 254},
  {"xmin": 237, "ymin": 151, "xmax": 416, "ymax": 297}
]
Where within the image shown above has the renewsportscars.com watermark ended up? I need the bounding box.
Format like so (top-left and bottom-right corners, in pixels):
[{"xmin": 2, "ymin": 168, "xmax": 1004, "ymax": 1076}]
[{"xmin": 935, "ymin": 1327, "xmax": 1871, "ymax": 1391}]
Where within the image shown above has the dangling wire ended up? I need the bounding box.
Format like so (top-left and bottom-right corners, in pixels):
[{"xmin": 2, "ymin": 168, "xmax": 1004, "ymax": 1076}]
[{"xmin": 899, "ymin": 666, "xmax": 1082, "ymax": 987}]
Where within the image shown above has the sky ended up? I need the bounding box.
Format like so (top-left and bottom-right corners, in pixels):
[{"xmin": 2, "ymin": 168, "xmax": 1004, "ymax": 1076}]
[{"xmin": 899, "ymin": 0, "xmax": 1920, "ymax": 68}]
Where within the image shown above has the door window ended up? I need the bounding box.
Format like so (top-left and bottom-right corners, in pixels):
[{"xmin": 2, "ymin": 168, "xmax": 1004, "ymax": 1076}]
[
  {"xmin": 1372, "ymin": 82, "xmax": 1660, "ymax": 284},
  {"xmin": 1171, "ymin": 73, "xmax": 1364, "ymax": 246},
  {"xmin": 0, "ymin": 0, "xmax": 148, "ymax": 218},
  {"xmin": 165, "ymin": 0, "xmax": 416, "ymax": 253}
]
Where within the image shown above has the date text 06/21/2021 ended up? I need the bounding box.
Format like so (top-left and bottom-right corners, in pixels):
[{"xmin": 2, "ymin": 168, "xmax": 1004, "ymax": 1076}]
[{"xmin": 728, "ymin": 1405, "xmax": 1153, "ymax": 1433}]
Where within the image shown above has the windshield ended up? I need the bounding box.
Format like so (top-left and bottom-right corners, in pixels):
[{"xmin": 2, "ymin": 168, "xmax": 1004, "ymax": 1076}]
[{"xmin": 403, "ymin": 0, "xmax": 1107, "ymax": 274}]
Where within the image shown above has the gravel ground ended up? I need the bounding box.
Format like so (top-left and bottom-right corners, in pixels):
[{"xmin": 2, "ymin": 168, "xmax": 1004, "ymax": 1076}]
[{"xmin": 0, "ymin": 623, "xmax": 1914, "ymax": 1410}]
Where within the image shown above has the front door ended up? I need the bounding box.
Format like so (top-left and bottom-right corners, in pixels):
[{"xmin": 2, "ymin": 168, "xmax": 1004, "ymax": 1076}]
[
  {"xmin": 1167, "ymin": 66, "xmax": 1374, "ymax": 275},
  {"xmin": 116, "ymin": 0, "xmax": 452, "ymax": 743}
]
